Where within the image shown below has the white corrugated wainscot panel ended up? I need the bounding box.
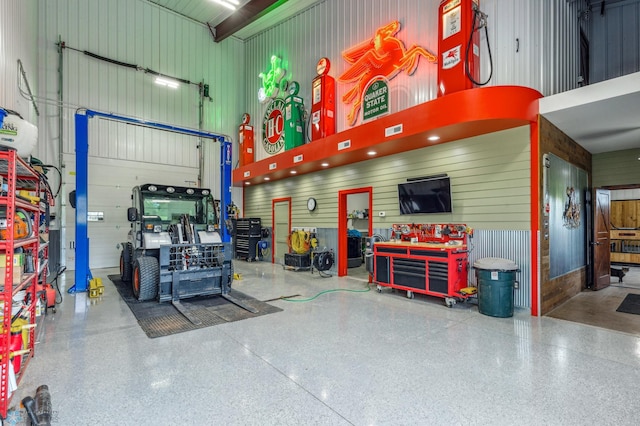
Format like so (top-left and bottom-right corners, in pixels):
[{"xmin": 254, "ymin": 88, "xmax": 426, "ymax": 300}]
[
  {"xmin": 0, "ymin": 0, "xmax": 38, "ymax": 124},
  {"xmin": 38, "ymin": 0, "xmax": 245, "ymax": 269},
  {"xmin": 468, "ymin": 230, "xmax": 532, "ymax": 309},
  {"xmin": 590, "ymin": 0, "xmax": 640, "ymax": 83}
]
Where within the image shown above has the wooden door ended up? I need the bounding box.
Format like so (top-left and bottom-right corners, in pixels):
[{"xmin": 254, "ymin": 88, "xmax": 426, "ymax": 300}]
[
  {"xmin": 592, "ymin": 188, "xmax": 611, "ymax": 290},
  {"xmin": 272, "ymin": 198, "xmax": 291, "ymax": 265}
]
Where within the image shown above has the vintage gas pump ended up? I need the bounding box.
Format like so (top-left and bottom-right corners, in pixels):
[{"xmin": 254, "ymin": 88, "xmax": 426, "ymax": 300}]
[
  {"xmin": 437, "ymin": 0, "xmax": 490, "ymax": 97},
  {"xmin": 310, "ymin": 57, "xmax": 335, "ymax": 141},
  {"xmin": 238, "ymin": 113, "xmax": 254, "ymax": 167},
  {"xmin": 284, "ymin": 81, "xmax": 305, "ymax": 150}
]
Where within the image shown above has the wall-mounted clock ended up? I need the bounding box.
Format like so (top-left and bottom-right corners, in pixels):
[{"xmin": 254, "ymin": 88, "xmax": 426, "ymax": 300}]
[{"xmin": 307, "ymin": 197, "xmax": 317, "ymax": 211}]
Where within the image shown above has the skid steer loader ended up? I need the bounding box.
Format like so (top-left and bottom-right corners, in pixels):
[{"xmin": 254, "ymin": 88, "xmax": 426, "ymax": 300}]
[{"xmin": 120, "ymin": 183, "xmax": 256, "ymax": 324}]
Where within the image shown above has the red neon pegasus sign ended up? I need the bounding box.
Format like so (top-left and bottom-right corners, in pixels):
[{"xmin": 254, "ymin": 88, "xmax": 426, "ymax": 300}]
[{"xmin": 338, "ymin": 20, "xmax": 437, "ymax": 126}]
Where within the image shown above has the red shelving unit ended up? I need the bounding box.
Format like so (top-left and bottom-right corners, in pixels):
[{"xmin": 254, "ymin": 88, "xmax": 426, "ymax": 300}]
[{"xmin": 0, "ymin": 149, "xmax": 45, "ymax": 419}]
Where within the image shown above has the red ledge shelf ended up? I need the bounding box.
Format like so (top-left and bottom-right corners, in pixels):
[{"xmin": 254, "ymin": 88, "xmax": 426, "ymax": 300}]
[{"xmin": 233, "ymin": 86, "xmax": 542, "ymax": 186}]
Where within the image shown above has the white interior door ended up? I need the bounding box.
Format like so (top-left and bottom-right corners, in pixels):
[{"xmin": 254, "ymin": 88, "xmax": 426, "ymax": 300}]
[{"xmin": 273, "ymin": 200, "xmax": 290, "ymax": 265}]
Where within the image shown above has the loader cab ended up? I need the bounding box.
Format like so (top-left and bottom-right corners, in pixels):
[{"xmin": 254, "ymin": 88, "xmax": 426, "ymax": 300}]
[{"xmin": 127, "ymin": 184, "xmax": 220, "ymax": 250}]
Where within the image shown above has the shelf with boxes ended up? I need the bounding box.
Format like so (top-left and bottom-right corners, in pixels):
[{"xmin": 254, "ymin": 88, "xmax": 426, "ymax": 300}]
[
  {"xmin": 0, "ymin": 149, "xmax": 50, "ymax": 418},
  {"xmin": 610, "ymin": 229, "xmax": 640, "ymax": 264}
]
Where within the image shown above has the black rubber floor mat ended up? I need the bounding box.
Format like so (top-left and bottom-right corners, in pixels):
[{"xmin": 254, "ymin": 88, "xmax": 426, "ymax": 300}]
[
  {"xmin": 108, "ymin": 275, "xmax": 282, "ymax": 338},
  {"xmin": 616, "ymin": 293, "xmax": 640, "ymax": 315}
]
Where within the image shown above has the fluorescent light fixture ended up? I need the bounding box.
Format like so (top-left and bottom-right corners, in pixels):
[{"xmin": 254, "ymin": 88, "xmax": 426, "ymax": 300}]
[
  {"xmin": 155, "ymin": 77, "xmax": 179, "ymax": 89},
  {"xmin": 427, "ymin": 135, "xmax": 440, "ymax": 141},
  {"xmin": 212, "ymin": 0, "xmax": 237, "ymax": 10}
]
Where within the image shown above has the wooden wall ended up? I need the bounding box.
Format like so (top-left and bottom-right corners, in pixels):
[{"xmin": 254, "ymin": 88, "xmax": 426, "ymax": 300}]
[
  {"xmin": 611, "ymin": 200, "xmax": 640, "ymax": 229},
  {"xmin": 539, "ymin": 116, "xmax": 592, "ymax": 315}
]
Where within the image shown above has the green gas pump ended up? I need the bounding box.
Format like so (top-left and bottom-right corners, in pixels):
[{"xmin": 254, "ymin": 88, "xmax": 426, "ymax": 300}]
[{"xmin": 284, "ymin": 81, "xmax": 305, "ymax": 150}]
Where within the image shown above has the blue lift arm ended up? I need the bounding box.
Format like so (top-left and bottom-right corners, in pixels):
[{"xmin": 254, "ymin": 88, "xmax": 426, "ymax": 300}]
[{"xmin": 69, "ymin": 109, "xmax": 233, "ymax": 293}]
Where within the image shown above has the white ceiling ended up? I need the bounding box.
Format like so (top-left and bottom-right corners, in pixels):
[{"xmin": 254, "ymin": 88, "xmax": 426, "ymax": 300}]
[
  {"xmin": 146, "ymin": 0, "xmax": 322, "ymax": 39},
  {"xmin": 539, "ymin": 71, "xmax": 640, "ymax": 155},
  {"xmin": 150, "ymin": 0, "xmax": 640, "ymax": 156}
]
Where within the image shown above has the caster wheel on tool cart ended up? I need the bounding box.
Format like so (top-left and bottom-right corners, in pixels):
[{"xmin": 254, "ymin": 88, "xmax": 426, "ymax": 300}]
[
  {"xmin": 445, "ymin": 297, "xmax": 456, "ymax": 308},
  {"xmin": 407, "ymin": 291, "xmax": 414, "ymax": 299},
  {"xmin": 376, "ymin": 285, "xmax": 382, "ymax": 293}
]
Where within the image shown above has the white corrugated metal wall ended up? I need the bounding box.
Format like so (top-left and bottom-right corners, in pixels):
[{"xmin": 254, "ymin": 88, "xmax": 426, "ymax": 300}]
[
  {"xmin": 0, "ymin": 0, "xmax": 39, "ymax": 125},
  {"xmin": 36, "ymin": 0, "xmax": 245, "ymax": 269},
  {"xmin": 244, "ymin": 0, "xmax": 581, "ymax": 163}
]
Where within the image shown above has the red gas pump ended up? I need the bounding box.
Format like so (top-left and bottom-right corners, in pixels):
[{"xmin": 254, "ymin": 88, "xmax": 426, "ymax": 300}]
[
  {"xmin": 310, "ymin": 57, "xmax": 335, "ymax": 141},
  {"xmin": 238, "ymin": 113, "xmax": 254, "ymax": 167},
  {"xmin": 437, "ymin": 0, "xmax": 490, "ymax": 97}
]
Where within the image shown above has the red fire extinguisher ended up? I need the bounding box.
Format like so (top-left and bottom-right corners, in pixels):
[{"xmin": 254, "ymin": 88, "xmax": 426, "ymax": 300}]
[
  {"xmin": 310, "ymin": 57, "xmax": 336, "ymax": 141},
  {"xmin": 238, "ymin": 113, "xmax": 254, "ymax": 167},
  {"xmin": 437, "ymin": 0, "xmax": 492, "ymax": 97}
]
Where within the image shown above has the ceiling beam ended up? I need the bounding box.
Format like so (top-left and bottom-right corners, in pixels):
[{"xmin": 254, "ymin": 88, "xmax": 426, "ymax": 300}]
[{"xmin": 213, "ymin": 0, "xmax": 288, "ymax": 42}]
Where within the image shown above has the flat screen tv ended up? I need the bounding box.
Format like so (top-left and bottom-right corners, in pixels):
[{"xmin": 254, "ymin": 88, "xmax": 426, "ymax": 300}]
[{"xmin": 398, "ymin": 176, "xmax": 452, "ymax": 215}]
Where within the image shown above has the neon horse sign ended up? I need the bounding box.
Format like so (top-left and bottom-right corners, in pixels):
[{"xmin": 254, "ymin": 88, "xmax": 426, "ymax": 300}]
[{"xmin": 338, "ymin": 21, "xmax": 437, "ymax": 125}]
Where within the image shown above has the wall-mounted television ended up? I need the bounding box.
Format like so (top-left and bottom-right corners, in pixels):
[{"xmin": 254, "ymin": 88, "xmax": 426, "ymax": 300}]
[{"xmin": 398, "ymin": 175, "xmax": 452, "ymax": 215}]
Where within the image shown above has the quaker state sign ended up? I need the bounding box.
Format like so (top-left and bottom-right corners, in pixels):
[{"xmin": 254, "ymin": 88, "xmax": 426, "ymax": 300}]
[{"xmin": 262, "ymin": 98, "xmax": 286, "ymax": 155}]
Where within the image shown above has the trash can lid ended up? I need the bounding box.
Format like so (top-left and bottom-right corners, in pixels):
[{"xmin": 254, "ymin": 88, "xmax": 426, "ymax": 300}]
[{"xmin": 473, "ymin": 257, "xmax": 519, "ymax": 271}]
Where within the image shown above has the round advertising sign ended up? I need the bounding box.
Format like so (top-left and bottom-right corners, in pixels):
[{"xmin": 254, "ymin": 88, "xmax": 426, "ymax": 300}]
[
  {"xmin": 262, "ymin": 98, "xmax": 286, "ymax": 155},
  {"xmin": 316, "ymin": 57, "xmax": 331, "ymax": 76}
]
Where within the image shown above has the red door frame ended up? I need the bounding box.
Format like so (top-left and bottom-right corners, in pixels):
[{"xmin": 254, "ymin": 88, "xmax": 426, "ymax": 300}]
[
  {"xmin": 338, "ymin": 187, "xmax": 373, "ymax": 277},
  {"xmin": 271, "ymin": 197, "xmax": 292, "ymax": 264},
  {"xmin": 530, "ymin": 121, "xmax": 540, "ymax": 316}
]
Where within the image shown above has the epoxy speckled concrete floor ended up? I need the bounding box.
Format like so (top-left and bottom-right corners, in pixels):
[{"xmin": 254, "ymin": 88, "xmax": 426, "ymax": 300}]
[{"xmin": 8, "ymin": 261, "xmax": 640, "ymax": 425}]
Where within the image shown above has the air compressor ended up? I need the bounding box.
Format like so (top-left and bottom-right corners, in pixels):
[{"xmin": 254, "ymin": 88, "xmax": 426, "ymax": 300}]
[
  {"xmin": 310, "ymin": 57, "xmax": 336, "ymax": 141},
  {"xmin": 0, "ymin": 109, "xmax": 38, "ymax": 157},
  {"xmin": 437, "ymin": 0, "xmax": 492, "ymax": 97}
]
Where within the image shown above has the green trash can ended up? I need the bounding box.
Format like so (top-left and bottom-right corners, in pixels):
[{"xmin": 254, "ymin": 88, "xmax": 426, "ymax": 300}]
[{"xmin": 474, "ymin": 257, "xmax": 519, "ymax": 318}]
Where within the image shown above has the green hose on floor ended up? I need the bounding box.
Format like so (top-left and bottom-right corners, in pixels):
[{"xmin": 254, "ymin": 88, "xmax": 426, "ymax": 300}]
[{"xmin": 282, "ymin": 284, "xmax": 371, "ymax": 302}]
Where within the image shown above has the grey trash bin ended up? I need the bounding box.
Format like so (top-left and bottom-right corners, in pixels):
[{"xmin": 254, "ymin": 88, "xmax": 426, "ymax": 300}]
[{"xmin": 473, "ymin": 257, "xmax": 519, "ymax": 318}]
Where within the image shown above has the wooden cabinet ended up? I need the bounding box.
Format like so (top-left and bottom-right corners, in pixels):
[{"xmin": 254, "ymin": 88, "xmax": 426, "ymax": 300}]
[
  {"xmin": 611, "ymin": 229, "xmax": 640, "ymax": 264},
  {"xmin": 610, "ymin": 201, "xmax": 640, "ymax": 264},
  {"xmin": 373, "ymin": 242, "xmax": 468, "ymax": 303}
]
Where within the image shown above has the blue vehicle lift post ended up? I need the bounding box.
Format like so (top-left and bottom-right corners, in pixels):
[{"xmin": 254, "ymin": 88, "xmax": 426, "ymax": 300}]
[{"xmin": 69, "ymin": 109, "xmax": 233, "ymax": 293}]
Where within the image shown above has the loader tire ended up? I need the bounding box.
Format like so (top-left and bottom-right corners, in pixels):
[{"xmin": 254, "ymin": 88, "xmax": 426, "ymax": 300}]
[
  {"xmin": 133, "ymin": 256, "xmax": 159, "ymax": 301},
  {"xmin": 120, "ymin": 243, "xmax": 133, "ymax": 282}
]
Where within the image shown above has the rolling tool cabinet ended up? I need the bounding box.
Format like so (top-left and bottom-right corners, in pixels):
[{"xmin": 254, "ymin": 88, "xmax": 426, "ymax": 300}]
[
  {"xmin": 233, "ymin": 218, "xmax": 261, "ymax": 261},
  {"xmin": 0, "ymin": 149, "xmax": 48, "ymax": 418},
  {"xmin": 372, "ymin": 223, "xmax": 471, "ymax": 307}
]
